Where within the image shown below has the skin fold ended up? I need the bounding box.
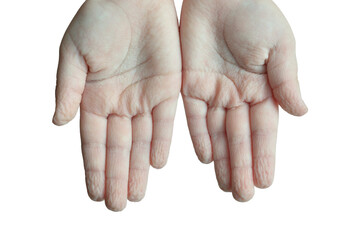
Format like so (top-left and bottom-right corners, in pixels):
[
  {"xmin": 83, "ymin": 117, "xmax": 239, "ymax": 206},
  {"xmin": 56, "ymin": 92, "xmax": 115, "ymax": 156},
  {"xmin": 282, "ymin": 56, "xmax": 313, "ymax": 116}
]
[
  {"xmin": 180, "ymin": 0, "xmax": 307, "ymax": 201},
  {"xmin": 53, "ymin": 0, "xmax": 181, "ymax": 211}
]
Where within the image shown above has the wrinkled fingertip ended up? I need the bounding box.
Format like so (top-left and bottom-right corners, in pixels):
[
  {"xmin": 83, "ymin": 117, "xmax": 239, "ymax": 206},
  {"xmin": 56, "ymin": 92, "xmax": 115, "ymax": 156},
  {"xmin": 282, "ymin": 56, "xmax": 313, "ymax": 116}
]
[
  {"xmin": 292, "ymin": 100, "xmax": 308, "ymax": 117},
  {"xmin": 52, "ymin": 108, "xmax": 76, "ymax": 126},
  {"xmin": 255, "ymin": 183, "xmax": 273, "ymax": 189},
  {"xmin": 280, "ymin": 99, "xmax": 308, "ymax": 117},
  {"xmin": 85, "ymin": 172, "xmax": 105, "ymax": 201},
  {"xmin": 150, "ymin": 153, "xmax": 168, "ymax": 169},
  {"xmin": 87, "ymin": 191, "xmax": 104, "ymax": 202},
  {"xmin": 254, "ymin": 176, "xmax": 274, "ymax": 189},
  {"xmin": 105, "ymin": 199, "xmax": 127, "ymax": 212},
  {"xmin": 52, "ymin": 113, "xmax": 69, "ymax": 126},
  {"xmin": 150, "ymin": 140, "xmax": 170, "ymax": 169},
  {"xmin": 218, "ymin": 182, "xmax": 232, "ymax": 192},
  {"xmin": 254, "ymin": 181, "xmax": 273, "ymax": 189},
  {"xmin": 232, "ymin": 189, "xmax": 254, "ymax": 202},
  {"xmin": 106, "ymin": 205, "xmax": 126, "ymax": 212},
  {"xmin": 198, "ymin": 156, "xmax": 213, "ymax": 164},
  {"xmin": 296, "ymin": 100, "xmax": 308, "ymax": 116},
  {"xmin": 151, "ymin": 160, "xmax": 167, "ymax": 169},
  {"xmin": 196, "ymin": 149, "xmax": 212, "ymax": 164},
  {"xmin": 127, "ymin": 192, "xmax": 145, "ymax": 202}
]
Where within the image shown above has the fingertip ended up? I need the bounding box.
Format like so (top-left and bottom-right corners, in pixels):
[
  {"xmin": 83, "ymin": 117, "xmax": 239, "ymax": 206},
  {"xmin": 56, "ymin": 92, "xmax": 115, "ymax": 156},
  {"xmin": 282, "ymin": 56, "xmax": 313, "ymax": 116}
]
[
  {"xmin": 198, "ymin": 155, "xmax": 213, "ymax": 164},
  {"xmin": 232, "ymin": 189, "xmax": 255, "ymax": 202},
  {"xmin": 214, "ymin": 158, "xmax": 232, "ymax": 192},
  {"xmin": 274, "ymin": 88, "xmax": 308, "ymax": 117},
  {"xmin": 254, "ymin": 166, "xmax": 275, "ymax": 189},
  {"xmin": 151, "ymin": 160, "xmax": 167, "ymax": 169},
  {"xmin": 193, "ymin": 136, "xmax": 212, "ymax": 164},
  {"xmin": 254, "ymin": 172, "xmax": 274, "ymax": 189},
  {"xmin": 86, "ymin": 171, "xmax": 105, "ymax": 202},
  {"xmin": 52, "ymin": 113, "xmax": 70, "ymax": 126},
  {"xmin": 254, "ymin": 181, "xmax": 273, "ymax": 189},
  {"xmin": 87, "ymin": 190, "xmax": 104, "ymax": 202},
  {"xmin": 271, "ymin": 76, "xmax": 308, "ymax": 117},
  {"xmin": 105, "ymin": 179, "xmax": 128, "ymax": 212},
  {"xmin": 150, "ymin": 140, "xmax": 170, "ymax": 169},
  {"xmin": 281, "ymin": 100, "xmax": 308, "ymax": 117},
  {"xmin": 105, "ymin": 199, "xmax": 127, "ymax": 212},
  {"xmin": 52, "ymin": 105, "xmax": 77, "ymax": 125},
  {"xmin": 231, "ymin": 168, "xmax": 255, "ymax": 202},
  {"xmin": 297, "ymin": 100, "xmax": 308, "ymax": 116},
  {"xmin": 127, "ymin": 191, "xmax": 146, "ymax": 202},
  {"xmin": 127, "ymin": 169, "xmax": 148, "ymax": 203},
  {"xmin": 218, "ymin": 182, "xmax": 232, "ymax": 192}
]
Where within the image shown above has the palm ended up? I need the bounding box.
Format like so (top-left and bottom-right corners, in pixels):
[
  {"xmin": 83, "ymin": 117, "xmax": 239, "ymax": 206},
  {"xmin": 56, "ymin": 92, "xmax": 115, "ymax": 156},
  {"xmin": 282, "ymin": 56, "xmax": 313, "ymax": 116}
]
[
  {"xmin": 180, "ymin": 0, "xmax": 307, "ymax": 201},
  {"xmin": 53, "ymin": 0, "xmax": 181, "ymax": 211}
]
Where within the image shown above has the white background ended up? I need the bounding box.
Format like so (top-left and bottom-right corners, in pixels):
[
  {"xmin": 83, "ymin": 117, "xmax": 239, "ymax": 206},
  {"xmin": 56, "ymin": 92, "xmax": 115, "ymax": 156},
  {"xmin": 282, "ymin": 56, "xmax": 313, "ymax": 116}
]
[{"xmin": 0, "ymin": 0, "xmax": 355, "ymax": 239}]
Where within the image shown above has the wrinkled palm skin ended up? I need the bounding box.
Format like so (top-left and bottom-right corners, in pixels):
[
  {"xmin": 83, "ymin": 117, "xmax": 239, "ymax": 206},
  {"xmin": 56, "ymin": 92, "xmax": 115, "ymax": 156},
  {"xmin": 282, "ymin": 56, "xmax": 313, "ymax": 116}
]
[
  {"xmin": 53, "ymin": 0, "xmax": 307, "ymax": 211},
  {"xmin": 53, "ymin": 0, "xmax": 181, "ymax": 211},
  {"xmin": 180, "ymin": 0, "xmax": 307, "ymax": 201}
]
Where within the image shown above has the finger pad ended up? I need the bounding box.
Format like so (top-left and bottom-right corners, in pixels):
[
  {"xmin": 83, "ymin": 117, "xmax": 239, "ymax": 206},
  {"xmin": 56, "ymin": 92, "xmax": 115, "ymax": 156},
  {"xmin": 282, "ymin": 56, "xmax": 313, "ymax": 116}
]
[
  {"xmin": 214, "ymin": 159, "xmax": 231, "ymax": 191},
  {"xmin": 86, "ymin": 171, "xmax": 105, "ymax": 201},
  {"xmin": 151, "ymin": 140, "xmax": 170, "ymax": 169},
  {"xmin": 192, "ymin": 135, "xmax": 212, "ymax": 163},
  {"xmin": 232, "ymin": 167, "xmax": 255, "ymax": 202},
  {"xmin": 128, "ymin": 170, "xmax": 148, "ymax": 202},
  {"xmin": 253, "ymin": 155, "xmax": 275, "ymax": 188},
  {"xmin": 105, "ymin": 178, "xmax": 127, "ymax": 211}
]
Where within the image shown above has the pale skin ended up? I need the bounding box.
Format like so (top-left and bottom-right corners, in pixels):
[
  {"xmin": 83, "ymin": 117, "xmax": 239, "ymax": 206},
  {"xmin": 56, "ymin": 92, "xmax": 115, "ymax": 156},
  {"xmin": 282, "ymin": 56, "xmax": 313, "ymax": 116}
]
[
  {"xmin": 53, "ymin": 0, "xmax": 307, "ymax": 211},
  {"xmin": 53, "ymin": 0, "xmax": 181, "ymax": 211},
  {"xmin": 181, "ymin": 0, "xmax": 307, "ymax": 201}
]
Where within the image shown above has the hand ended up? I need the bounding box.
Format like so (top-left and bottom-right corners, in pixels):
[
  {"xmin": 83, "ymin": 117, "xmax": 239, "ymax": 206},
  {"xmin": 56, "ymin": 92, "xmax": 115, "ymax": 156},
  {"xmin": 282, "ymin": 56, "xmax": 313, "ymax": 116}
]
[
  {"xmin": 180, "ymin": 0, "xmax": 307, "ymax": 201},
  {"xmin": 53, "ymin": 0, "xmax": 181, "ymax": 211}
]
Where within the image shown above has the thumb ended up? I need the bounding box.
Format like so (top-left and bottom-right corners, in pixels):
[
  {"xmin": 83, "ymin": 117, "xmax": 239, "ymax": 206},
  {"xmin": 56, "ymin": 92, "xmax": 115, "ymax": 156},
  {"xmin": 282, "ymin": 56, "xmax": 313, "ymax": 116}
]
[
  {"xmin": 53, "ymin": 36, "xmax": 87, "ymax": 126},
  {"xmin": 267, "ymin": 40, "xmax": 308, "ymax": 116}
]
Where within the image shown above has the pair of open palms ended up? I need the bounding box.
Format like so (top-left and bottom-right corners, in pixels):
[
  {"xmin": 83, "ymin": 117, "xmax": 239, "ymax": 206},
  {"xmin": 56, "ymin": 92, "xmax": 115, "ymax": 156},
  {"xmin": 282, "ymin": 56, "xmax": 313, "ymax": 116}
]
[{"xmin": 53, "ymin": 0, "xmax": 307, "ymax": 211}]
